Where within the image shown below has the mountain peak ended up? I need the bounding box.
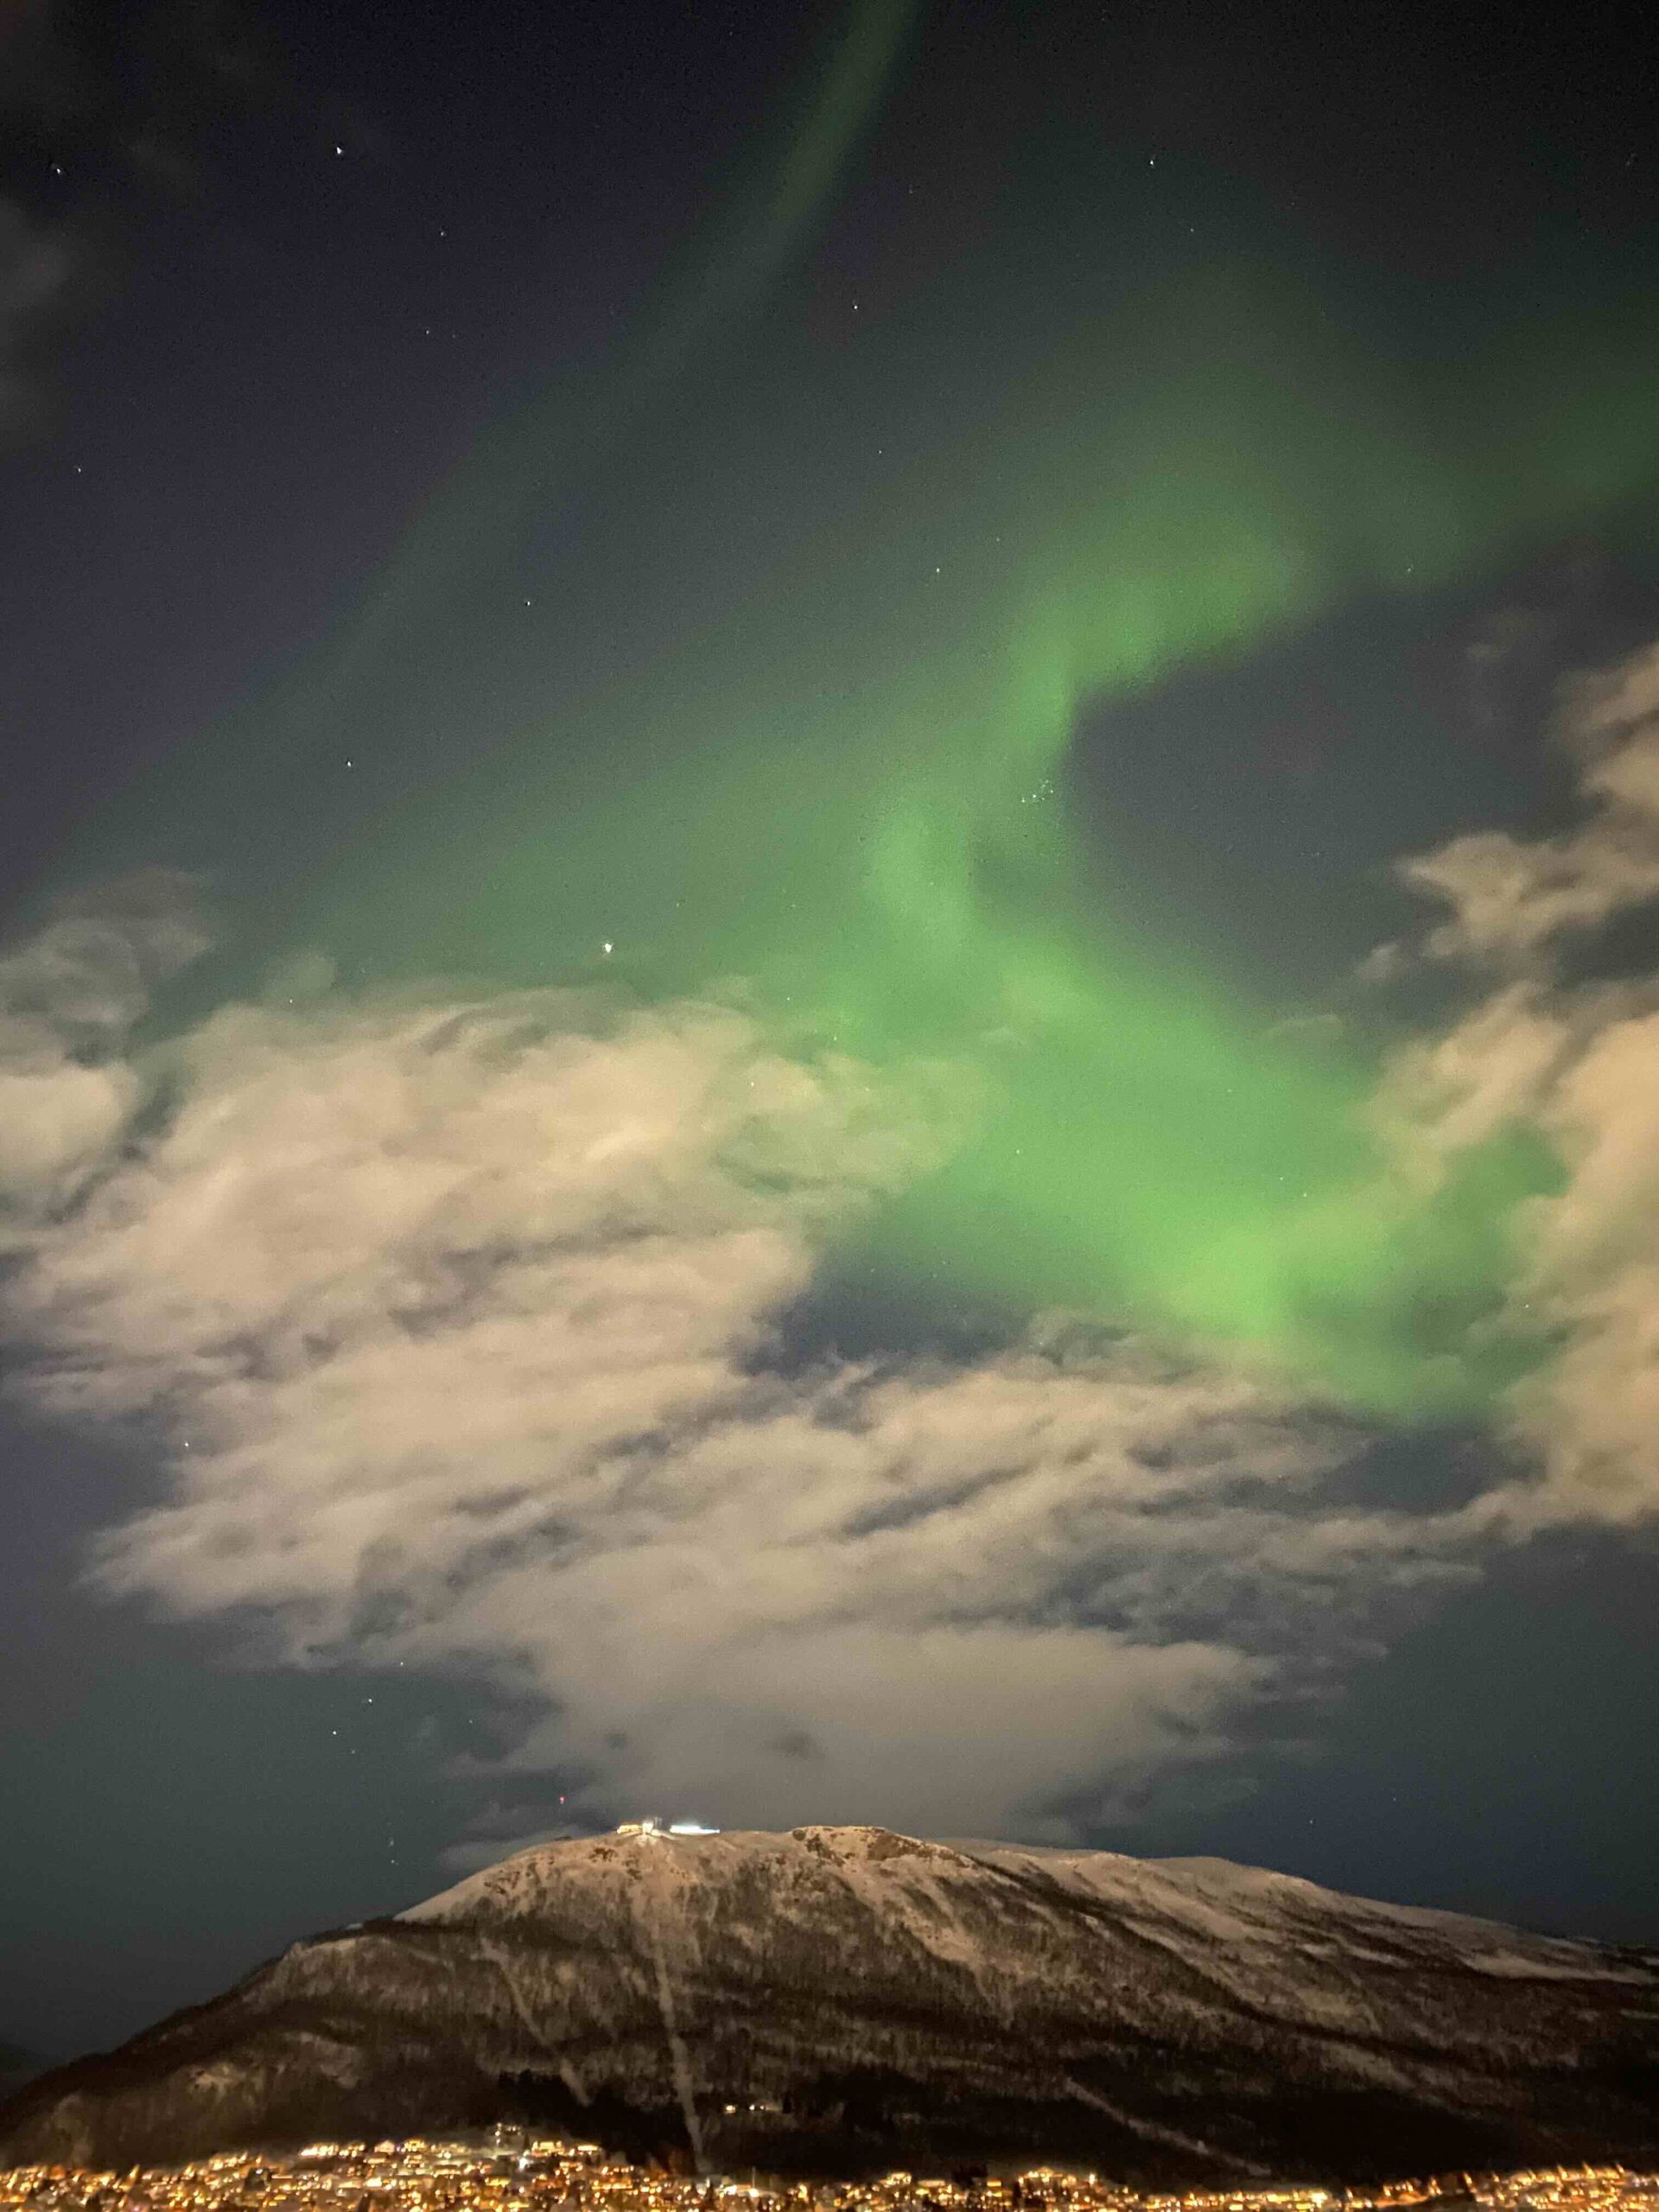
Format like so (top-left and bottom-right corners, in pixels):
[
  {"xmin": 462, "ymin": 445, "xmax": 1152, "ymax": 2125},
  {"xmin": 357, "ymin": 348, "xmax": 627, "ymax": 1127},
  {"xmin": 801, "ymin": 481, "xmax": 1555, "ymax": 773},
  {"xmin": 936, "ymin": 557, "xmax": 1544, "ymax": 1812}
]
[
  {"xmin": 789, "ymin": 1822, "xmax": 968, "ymax": 1864},
  {"xmin": 4, "ymin": 1829, "xmax": 1656, "ymax": 2183}
]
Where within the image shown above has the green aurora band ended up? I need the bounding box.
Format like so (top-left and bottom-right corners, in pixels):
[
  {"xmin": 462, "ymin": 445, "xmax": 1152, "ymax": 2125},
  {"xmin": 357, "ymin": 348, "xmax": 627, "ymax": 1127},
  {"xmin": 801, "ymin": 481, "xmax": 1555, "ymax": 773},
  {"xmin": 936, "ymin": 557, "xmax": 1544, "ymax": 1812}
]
[{"xmin": 53, "ymin": 9, "xmax": 1659, "ymax": 1422}]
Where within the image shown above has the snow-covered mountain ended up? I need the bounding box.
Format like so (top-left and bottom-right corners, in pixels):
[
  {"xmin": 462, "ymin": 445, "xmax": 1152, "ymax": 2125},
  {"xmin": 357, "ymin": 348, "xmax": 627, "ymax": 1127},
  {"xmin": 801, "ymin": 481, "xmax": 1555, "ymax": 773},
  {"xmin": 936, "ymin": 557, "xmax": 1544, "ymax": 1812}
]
[{"xmin": 3, "ymin": 1826, "xmax": 1656, "ymax": 2182}]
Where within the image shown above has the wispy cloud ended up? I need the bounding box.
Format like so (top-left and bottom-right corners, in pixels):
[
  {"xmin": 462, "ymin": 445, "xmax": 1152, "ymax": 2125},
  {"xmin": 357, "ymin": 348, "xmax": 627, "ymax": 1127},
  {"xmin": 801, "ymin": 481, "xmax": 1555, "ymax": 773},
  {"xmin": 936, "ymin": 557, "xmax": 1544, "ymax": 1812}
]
[
  {"xmin": 1384, "ymin": 640, "xmax": 1659, "ymax": 1524},
  {"xmin": 0, "ymin": 871, "xmax": 207, "ymax": 1224},
  {"xmin": 1, "ymin": 939, "xmax": 1456, "ymax": 1840},
  {"xmin": 1398, "ymin": 645, "xmax": 1659, "ymax": 968},
  {"xmin": 11, "ymin": 644, "xmax": 1659, "ymax": 1847}
]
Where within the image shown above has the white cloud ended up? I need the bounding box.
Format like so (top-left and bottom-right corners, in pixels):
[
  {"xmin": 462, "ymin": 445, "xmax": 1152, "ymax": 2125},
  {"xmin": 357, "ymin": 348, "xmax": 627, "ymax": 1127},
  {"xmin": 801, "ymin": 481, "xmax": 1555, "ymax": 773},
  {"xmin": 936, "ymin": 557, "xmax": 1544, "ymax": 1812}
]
[
  {"xmin": 1493, "ymin": 1001, "xmax": 1659, "ymax": 1523},
  {"xmin": 27, "ymin": 626, "xmax": 1659, "ymax": 1854},
  {"xmin": 1398, "ymin": 641, "xmax": 1659, "ymax": 967},
  {"xmin": 1387, "ymin": 640, "xmax": 1659, "ymax": 1524},
  {"xmin": 0, "ymin": 872, "xmax": 207, "ymax": 1228},
  {"xmin": 2, "ymin": 952, "xmax": 1446, "ymax": 1841},
  {"xmin": 1376, "ymin": 982, "xmax": 1574, "ymax": 1160}
]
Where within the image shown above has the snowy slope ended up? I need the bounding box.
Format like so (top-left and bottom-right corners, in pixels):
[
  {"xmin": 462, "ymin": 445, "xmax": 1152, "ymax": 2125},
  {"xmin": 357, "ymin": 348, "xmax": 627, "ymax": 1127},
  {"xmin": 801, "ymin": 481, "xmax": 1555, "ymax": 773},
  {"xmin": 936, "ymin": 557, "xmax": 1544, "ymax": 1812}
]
[{"xmin": 3, "ymin": 1826, "xmax": 1656, "ymax": 2182}]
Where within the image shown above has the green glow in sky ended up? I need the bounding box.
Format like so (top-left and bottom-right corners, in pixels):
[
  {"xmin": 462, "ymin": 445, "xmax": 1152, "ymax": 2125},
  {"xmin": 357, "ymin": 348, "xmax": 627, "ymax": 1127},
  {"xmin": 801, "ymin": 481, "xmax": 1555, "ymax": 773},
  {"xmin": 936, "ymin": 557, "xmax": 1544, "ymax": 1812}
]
[
  {"xmin": 270, "ymin": 250, "xmax": 1649, "ymax": 1417},
  {"xmin": 71, "ymin": 11, "xmax": 1659, "ymax": 1420}
]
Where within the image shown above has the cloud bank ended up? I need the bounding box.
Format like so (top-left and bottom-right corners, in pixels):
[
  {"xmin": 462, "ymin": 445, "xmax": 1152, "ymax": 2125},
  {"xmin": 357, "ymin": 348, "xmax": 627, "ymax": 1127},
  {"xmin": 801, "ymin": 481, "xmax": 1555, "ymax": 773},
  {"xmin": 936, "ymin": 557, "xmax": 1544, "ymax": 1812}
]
[
  {"xmin": 1, "ymin": 905, "xmax": 1452, "ymax": 1842},
  {"xmin": 0, "ymin": 872, "xmax": 208, "ymax": 1218},
  {"xmin": 7, "ymin": 641, "xmax": 1659, "ymax": 1845},
  {"xmin": 1403, "ymin": 648, "xmax": 1659, "ymax": 965},
  {"xmin": 1382, "ymin": 641, "xmax": 1659, "ymax": 1524}
]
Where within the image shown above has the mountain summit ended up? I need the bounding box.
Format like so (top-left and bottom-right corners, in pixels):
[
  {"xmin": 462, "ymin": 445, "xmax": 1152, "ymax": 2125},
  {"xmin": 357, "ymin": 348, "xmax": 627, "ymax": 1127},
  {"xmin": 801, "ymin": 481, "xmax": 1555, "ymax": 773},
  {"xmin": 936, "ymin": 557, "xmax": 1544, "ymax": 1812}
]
[{"xmin": 3, "ymin": 1825, "xmax": 1656, "ymax": 2181}]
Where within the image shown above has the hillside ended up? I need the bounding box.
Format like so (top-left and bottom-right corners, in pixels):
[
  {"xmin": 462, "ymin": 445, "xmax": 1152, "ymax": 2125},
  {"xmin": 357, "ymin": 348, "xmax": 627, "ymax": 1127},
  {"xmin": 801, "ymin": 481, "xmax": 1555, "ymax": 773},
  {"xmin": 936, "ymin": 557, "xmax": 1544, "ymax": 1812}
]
[{"xmin": 3, "ymin": 1827, "xmax": 1656, "ymax": 2182}]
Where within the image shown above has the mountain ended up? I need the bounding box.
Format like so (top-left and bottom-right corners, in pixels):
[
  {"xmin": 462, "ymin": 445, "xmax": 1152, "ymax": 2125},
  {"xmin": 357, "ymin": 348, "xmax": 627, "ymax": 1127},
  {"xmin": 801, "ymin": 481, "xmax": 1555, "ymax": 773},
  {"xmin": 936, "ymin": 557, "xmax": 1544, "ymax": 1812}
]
[{"xmin": 3, "ymin": 1826, "xmax": 1657, "ymax": 2183}]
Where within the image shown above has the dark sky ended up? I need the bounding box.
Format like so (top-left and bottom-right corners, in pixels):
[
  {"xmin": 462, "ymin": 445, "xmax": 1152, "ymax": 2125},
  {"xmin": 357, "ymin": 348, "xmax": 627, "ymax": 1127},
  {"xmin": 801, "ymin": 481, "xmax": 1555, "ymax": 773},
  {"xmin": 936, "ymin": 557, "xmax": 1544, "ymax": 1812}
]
[{"xmin": 3, "ymin": 0, "xmax": 1659, "ymax": 2066}]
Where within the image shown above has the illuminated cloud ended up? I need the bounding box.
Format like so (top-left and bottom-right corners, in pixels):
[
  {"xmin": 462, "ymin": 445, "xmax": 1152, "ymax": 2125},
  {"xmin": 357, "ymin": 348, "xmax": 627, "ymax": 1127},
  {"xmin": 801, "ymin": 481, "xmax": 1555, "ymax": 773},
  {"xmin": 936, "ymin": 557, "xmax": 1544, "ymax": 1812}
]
[
  {"xmin": 10, "ymin": 641, "xmax": 1659, "ymax": 1845},
  {"xmin": 2, "ymin": 953, "xmax": 1448, "ymax": 1840},
  {"xmin": 0, "ymin": 872, "xmax": 207, "ymax": 1225},
  {"xmin": 1400, "ymin": 645, "xmax": 1659, "ymax": 967},
  {"xmin": 1387, "ymin": 640, "xmax": 1659, "ymax": 1522}
]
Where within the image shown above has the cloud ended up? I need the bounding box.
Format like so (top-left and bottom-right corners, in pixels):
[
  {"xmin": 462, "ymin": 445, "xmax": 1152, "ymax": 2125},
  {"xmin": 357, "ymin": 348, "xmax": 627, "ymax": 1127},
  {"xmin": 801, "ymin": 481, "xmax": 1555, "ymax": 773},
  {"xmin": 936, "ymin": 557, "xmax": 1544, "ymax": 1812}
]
[
  {"xmin": 1, "ymin": 946, "xmax": 1460, "ymax": 1841},
  {"xmin": 18, "ymin": 647, "xmax": 1659, "ymax": 1847},
  {"xmin": 1499, "ymin": 1006, "xmax": 1659, "ymax": 1521},
  {"xmin": 1354, "ymin": 939, "xmax": 1408, "ymax": 987},
  {"xmin": 0, "ymin": 872, "xmax": 207, "ymax": 1226},
  {"xmin": 1398, "ymin": 644, "xmax": 1659, "ymax": 968},
  {"xmin": 1387, "ymin": 640, "xmax": 1659, "ymax": 1524}
]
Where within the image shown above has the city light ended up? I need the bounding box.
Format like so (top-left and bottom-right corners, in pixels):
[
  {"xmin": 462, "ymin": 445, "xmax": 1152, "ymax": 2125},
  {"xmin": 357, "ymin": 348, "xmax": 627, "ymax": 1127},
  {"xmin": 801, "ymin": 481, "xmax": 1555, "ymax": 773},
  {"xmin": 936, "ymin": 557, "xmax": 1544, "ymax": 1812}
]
[{"xmin": 4, "ymin": 2135, "xmax": 1656, "ymax": 2212}]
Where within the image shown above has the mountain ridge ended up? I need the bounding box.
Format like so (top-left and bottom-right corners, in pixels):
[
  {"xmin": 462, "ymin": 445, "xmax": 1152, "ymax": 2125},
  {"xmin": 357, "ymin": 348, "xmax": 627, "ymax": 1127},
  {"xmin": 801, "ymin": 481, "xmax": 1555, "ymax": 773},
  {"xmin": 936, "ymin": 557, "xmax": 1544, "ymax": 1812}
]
[{"xmin": 3, "ymin": 1825, "xmax": 1656, "ymax": 2183}]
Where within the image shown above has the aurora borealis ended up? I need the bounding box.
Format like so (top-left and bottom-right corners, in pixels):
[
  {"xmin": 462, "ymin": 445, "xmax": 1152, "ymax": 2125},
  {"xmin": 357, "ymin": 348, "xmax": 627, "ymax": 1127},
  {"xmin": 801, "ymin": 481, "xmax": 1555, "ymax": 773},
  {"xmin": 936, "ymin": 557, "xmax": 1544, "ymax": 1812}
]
[
  {"xmin": 51, "ymin": 105, "xmax": 1659, "ymax": 1418},
  {"xmin": 4, "ymin": 0, "xmax": 1659, "ymax": 2065}
]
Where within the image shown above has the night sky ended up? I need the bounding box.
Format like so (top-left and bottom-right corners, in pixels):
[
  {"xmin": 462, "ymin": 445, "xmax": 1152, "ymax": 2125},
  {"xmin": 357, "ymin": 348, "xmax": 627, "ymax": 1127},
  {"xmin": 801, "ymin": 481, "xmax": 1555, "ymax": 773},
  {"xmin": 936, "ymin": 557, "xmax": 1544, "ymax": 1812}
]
[{"xmin": 3, "ymin": 0, "xmax": 1659, "ymax": 2069}]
